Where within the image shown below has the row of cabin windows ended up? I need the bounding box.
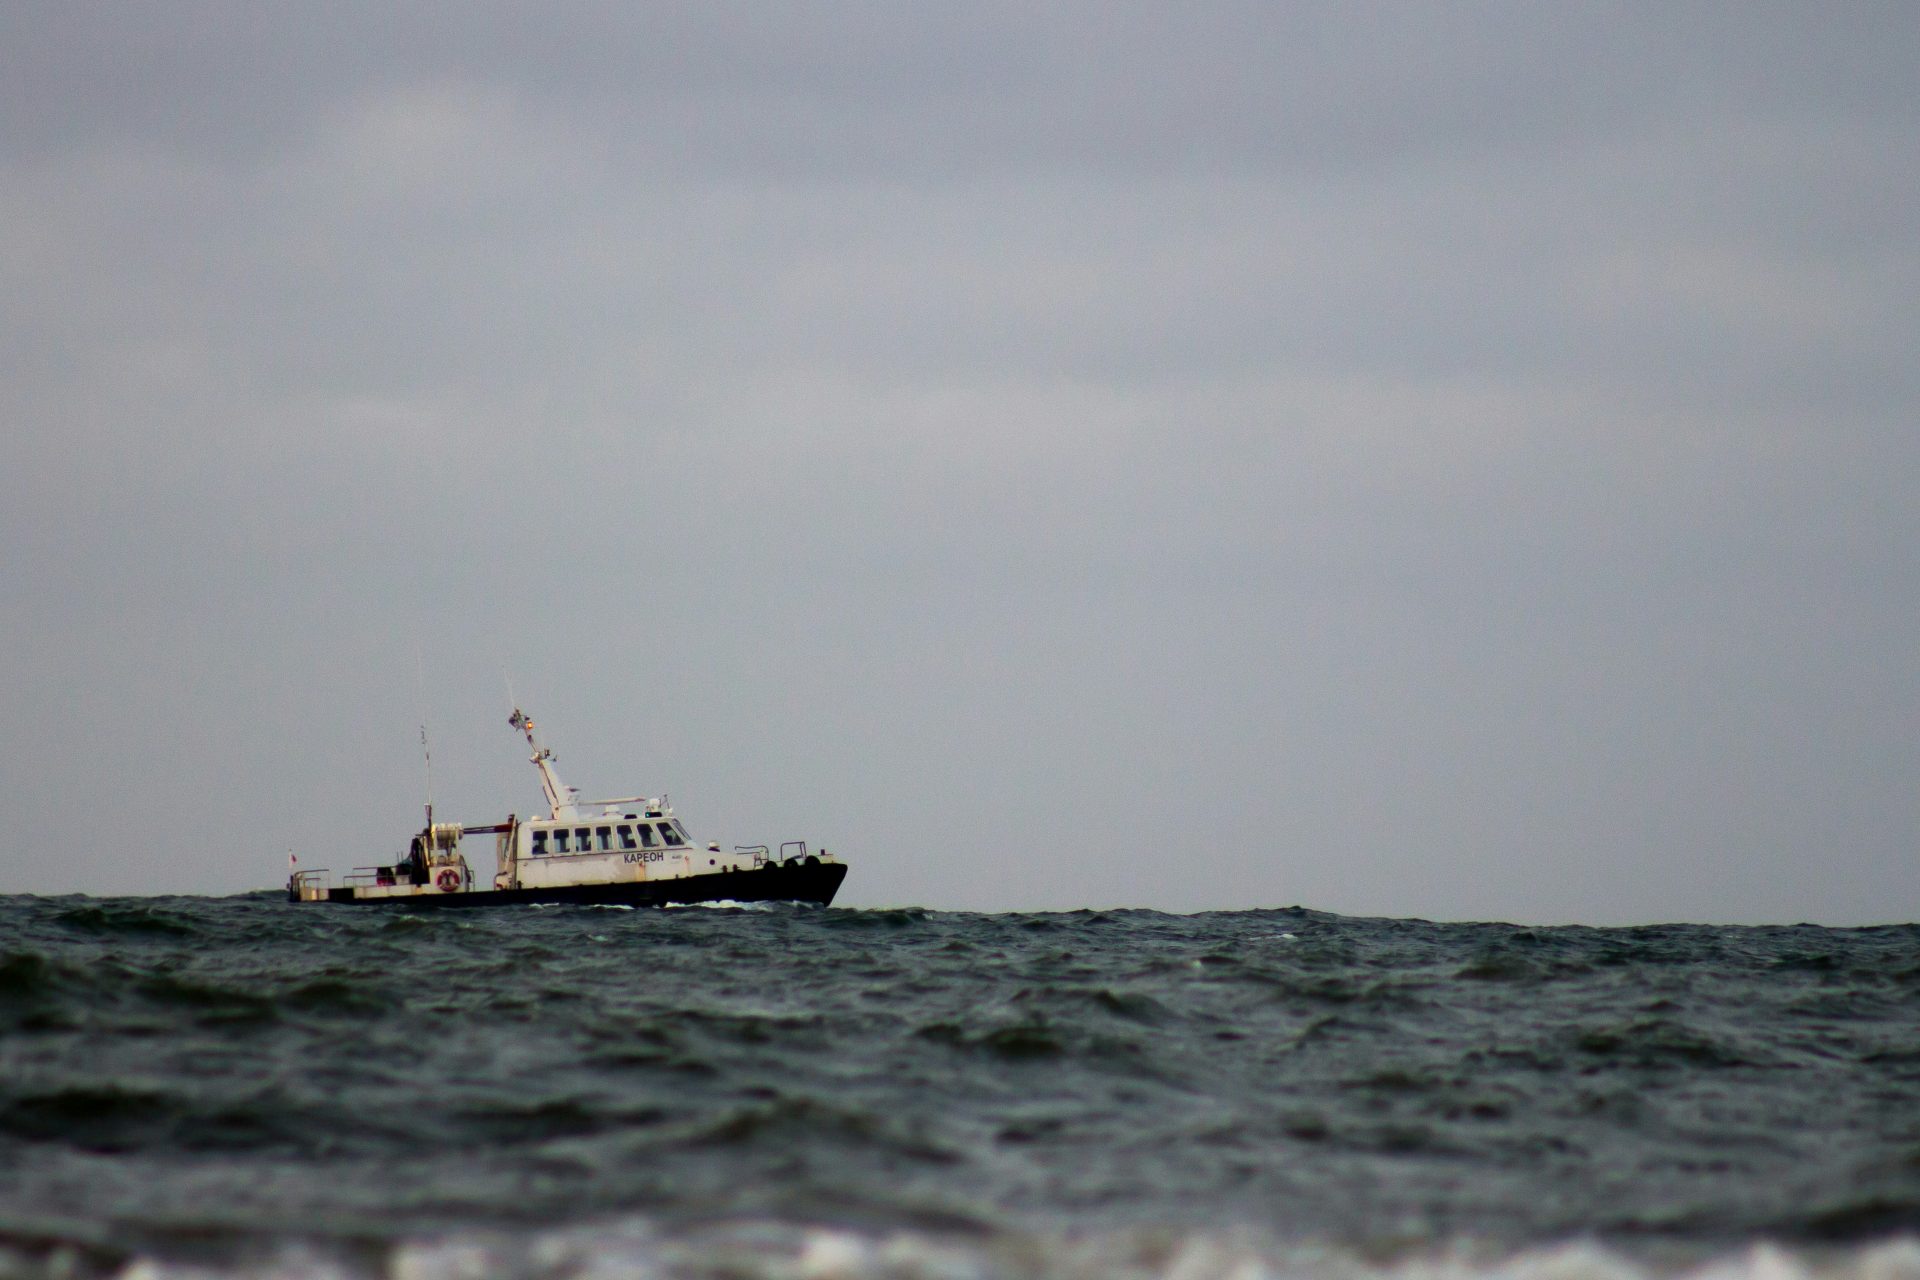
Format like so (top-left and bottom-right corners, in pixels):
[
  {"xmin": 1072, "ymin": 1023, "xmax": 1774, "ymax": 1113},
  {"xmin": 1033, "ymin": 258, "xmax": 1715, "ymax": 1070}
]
[{"xmin": 530, "ymin": 821, "xmax": 687, "ymax": 857}]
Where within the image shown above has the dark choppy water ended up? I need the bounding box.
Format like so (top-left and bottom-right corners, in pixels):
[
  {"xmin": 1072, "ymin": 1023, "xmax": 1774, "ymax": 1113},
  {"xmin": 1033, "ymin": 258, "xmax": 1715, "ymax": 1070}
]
[{"xmin": 3, "ymin": 896, "xmax": 1919, "ymax": 1280}]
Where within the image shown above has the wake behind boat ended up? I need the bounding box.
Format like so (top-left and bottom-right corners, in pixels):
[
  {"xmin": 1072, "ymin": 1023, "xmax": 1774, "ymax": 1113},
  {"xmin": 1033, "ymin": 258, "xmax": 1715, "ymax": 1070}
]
[{"xmin": 287, "ymin": 708, "xmax": 847, "ymax": 908}]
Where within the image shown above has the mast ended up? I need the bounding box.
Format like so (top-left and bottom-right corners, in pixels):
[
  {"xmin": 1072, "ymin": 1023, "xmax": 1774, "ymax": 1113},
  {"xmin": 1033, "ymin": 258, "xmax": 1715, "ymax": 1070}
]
[
  {"xmin": 508, "ymin": 707, "xmax": 580, "ymax": 820},
  {"xmin": 421, "ymin": 724, "xmax": 434, "ymax": 828}
]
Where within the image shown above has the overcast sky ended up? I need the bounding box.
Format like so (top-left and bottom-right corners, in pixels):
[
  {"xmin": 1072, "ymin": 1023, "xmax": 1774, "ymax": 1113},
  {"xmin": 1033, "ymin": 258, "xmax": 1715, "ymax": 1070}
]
[{"xmin": 3, "ymin": 3, "xmax": 1915, "ymax": 923}]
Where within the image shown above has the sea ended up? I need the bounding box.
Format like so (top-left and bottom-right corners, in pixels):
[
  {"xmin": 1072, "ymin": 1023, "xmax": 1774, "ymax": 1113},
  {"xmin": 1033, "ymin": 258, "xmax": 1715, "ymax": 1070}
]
[{"xmin": 3, "ymin": 896, "xmax": 1918, "ymax": 1280}]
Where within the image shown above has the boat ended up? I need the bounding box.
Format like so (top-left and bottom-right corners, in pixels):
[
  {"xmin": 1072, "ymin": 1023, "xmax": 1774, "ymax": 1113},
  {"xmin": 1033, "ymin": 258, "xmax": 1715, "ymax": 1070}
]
[{"xmin": 287, "ymin": 708, "xmax": 848, "ymax": 908}]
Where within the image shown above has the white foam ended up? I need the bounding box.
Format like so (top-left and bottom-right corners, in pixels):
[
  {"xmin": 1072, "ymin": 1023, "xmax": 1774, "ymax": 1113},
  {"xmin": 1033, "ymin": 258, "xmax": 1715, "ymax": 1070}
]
[
  {"xmin": 388, "ymin": 1240, "xmax": 498, "ymax": 1280},
  {"xmin": 101, "ymin": 1228, "xmax": 1920, "ymax": 1280}
]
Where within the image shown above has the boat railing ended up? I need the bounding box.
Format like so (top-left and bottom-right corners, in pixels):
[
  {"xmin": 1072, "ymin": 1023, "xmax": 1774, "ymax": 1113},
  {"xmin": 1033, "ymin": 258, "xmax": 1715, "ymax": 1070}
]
[
  {"xmin": 735, "ymin": 844, "xmax": 769, "ymax": 866},
  {"xmin": 290, "ymin": 869, "xmax": 331, "ymax": 889},
  {"xmin": 780, "ymin": 841, "xmax": 809, "ymax": 861}
]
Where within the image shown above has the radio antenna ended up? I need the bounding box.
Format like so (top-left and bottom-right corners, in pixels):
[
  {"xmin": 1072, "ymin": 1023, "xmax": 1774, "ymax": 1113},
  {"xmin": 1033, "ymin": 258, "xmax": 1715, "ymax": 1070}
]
[
  {"xmin": 421, "ymin": 724, "xmax": 434, "ymax": 828},
  {"xmin": 416, "ymin": 646, "xmax": 433, "ymax": 828}
]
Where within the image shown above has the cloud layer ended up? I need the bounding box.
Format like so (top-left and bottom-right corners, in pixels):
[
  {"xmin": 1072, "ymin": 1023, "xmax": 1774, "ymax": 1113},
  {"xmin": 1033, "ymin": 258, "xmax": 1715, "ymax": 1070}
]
[{"xmin": 4, "ymin": 3, "xmax": 1916, "ymax": 921}]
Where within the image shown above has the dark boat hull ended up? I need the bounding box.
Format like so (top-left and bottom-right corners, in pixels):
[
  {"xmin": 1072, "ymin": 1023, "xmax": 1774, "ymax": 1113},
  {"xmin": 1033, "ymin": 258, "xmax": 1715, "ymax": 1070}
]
[{"xmin": 293, "ymin": 860, "xmax": 848, "ymax": 909}]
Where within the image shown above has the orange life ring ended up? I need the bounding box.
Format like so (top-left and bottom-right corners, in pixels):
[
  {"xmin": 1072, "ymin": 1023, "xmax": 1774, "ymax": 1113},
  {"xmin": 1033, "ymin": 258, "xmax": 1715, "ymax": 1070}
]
[{"xmin": 436, "ymin": 868, "xmax": 461, "ymax": 893}]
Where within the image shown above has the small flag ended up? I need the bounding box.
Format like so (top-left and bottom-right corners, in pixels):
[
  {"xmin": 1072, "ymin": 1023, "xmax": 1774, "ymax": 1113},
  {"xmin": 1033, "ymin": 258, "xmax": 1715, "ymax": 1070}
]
[{"xmin": 288, "ymin": 851, "xmax": 297, "ymax": 869}]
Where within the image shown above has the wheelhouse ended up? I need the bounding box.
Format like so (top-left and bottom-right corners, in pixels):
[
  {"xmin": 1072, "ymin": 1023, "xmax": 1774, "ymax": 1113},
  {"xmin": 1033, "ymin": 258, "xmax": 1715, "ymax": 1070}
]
[{"xmin": 525, "ymin": 814, "xmax": 692, "ymax": 858}]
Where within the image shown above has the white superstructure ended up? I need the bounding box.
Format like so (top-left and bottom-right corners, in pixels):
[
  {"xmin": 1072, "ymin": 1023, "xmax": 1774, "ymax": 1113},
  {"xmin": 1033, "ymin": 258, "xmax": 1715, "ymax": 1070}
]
[{"xmin": 491, "ymin": 707, "xmax": 770, "ymax": 891}]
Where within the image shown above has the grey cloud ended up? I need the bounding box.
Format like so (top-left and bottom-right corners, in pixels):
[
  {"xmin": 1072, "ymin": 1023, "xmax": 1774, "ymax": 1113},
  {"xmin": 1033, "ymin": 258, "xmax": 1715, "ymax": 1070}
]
[
  {"xmin": 9, "ymin": 5, "xmax": 1916, "ymax": 173},
  {"xmin": 2, "ymin": 3, "xmax": 1915, "ymax": 922}
]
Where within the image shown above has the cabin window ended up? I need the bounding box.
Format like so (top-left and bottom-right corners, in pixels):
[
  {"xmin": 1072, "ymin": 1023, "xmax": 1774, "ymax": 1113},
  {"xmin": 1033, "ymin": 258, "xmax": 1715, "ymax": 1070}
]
[
  {"xmin": 532, "ymin": 831, "xmax": 548, "ymax": 856},
  {"xmin": 618, "ymin": 825, "xmax": 637, "ymax": 850},
  {"xmin": 595, "ymin": 826, "xmax": 613, "ymax": 851},
  {"xmin": 575, "ymin": 828, "xmax": 591, "ymax": 852},
  {"xmin": 658, "ymin": 822, "xmax": 685, "ymax": 847},
  {"xmin": 554, "ymin": 829, "xmax": 570, "ymax": 853},
  {"xmin": 637, "ymin": 824, "xmax": 656, "ymax": 848}
]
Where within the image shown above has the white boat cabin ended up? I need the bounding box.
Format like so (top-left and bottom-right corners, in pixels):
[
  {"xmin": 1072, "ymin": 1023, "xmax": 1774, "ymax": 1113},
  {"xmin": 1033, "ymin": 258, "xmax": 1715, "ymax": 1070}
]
[{"xmin": 505, "ymin": 803, "xmax": 768, "ymax": 891}]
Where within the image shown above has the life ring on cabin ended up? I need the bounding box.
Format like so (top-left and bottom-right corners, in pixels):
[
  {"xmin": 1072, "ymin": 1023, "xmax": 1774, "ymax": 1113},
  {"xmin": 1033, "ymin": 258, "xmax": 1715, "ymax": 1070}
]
[{"xmin": 435, "ymin": 868, "xmax": 461, "ymax": 893}]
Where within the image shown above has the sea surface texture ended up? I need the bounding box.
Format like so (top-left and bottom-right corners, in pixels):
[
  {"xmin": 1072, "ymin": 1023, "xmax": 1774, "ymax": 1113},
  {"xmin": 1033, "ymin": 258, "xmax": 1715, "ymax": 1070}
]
[{"xmin": 2, "ymin": 896, "xmax": 1918, "ymax": 1280}]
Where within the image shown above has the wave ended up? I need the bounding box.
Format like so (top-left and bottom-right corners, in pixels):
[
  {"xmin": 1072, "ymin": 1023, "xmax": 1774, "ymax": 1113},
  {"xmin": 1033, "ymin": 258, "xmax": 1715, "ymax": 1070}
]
[
  {"xmin": 4, "ymin": 1224, "xmax": 1918, "ymax": 1280},
  {"xmin": 50, "ymin": 903, "xmax": 199, "ymax": 937},
  {"xmin": 5, "ymin": 899, "xmax": 1920, "ymax": 1279}
]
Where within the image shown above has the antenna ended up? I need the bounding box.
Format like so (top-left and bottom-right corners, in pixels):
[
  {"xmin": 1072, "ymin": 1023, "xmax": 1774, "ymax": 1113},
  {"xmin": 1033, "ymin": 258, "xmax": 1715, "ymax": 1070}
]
[
  {"xmin": 416, "ymin": 647, "xmax": 433, "ymax": 829},
  {"xmin": 421, "ymin": 725, "xmax": 435, "ymax": 828}
]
